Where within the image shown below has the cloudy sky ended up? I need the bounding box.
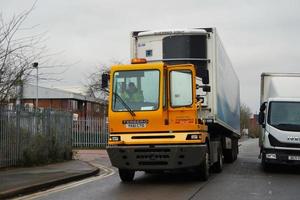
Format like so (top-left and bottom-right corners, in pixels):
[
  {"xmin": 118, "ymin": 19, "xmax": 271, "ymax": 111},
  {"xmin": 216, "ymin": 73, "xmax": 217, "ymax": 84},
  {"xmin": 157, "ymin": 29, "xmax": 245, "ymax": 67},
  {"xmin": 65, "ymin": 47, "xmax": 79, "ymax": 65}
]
[{"xmin": 1, "ymin": 0, "xmax": 300, "ymax": 112}]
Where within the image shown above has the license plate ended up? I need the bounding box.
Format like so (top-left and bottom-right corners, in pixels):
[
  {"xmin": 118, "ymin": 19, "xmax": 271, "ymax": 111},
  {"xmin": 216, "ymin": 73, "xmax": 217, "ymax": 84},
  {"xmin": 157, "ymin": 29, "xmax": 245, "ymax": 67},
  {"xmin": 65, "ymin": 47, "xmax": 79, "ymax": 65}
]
[
  {"xmin": 125, "ymin": 123, "xmax": 146, "ymax": 128},
  {"xmin": 288, "ymin": 155, "xmax": 300, "ymax": 161}
]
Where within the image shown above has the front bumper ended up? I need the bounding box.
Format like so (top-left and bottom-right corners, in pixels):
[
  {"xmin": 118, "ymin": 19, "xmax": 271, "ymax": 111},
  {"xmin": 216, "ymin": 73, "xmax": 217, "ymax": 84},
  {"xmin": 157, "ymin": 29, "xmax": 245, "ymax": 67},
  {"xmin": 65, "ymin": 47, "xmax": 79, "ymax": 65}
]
[
  {"xmin": 263, "ymin": 148, "xmax": 300, "ymax": 165},
  {"xmin": 107, "ymin": 144, "xmax": 207, "ymax": 171}
]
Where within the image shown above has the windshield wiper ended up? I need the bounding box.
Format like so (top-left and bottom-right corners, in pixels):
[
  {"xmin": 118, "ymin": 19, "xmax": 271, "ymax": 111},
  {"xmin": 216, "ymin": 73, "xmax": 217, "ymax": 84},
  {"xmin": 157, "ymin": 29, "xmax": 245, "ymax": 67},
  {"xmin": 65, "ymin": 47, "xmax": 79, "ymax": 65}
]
[
  {"xmin": 112, "ymin": 91, "xmax": 136, "ymax": 117},
  {"xmin": 102, "ymin": 88, "xmax": 136, "ymax": 117}
]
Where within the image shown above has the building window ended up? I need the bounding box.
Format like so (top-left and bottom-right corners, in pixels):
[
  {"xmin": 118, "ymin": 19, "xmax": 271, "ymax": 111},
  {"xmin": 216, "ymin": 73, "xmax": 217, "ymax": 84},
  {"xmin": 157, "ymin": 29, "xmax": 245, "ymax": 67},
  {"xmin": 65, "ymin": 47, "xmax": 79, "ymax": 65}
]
[{"xmin": 72, "ymin": 100, "xmax": 78, "ymax": 111}]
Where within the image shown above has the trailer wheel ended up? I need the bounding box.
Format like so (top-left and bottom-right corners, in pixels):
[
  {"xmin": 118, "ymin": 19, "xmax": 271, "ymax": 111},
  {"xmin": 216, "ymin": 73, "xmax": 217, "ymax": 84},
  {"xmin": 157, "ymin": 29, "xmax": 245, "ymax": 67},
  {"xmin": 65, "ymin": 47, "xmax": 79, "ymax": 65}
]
[
  {"xmin": 119, "ymin": 169, "xmax": 135, "ymax": 182},
  {"xmin": 233, "ymin": 139, "xmax": 238, "ymax": 161},
  {"xmin": 198, "ymin": 146, "xmax": 209, "ymax": 181},
  {"xmin": 223, "ymin": 149, "xmax": 234, "ymax": 163},
  {"xmin": 224, "ymin": 139, "xmax": 238, "ymax": 163},
  {"xmin": 213, "ymin": 149, "xmax": 223, "ymax": 173}
]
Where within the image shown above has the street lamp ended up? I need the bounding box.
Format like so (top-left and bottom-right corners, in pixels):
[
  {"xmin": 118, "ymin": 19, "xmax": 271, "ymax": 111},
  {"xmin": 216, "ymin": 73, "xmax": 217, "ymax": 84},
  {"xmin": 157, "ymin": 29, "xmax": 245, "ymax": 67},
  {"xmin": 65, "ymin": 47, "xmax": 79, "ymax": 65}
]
[{"xmin": 32, "ymin": 62, "xmax": 39, "ymax": 108}]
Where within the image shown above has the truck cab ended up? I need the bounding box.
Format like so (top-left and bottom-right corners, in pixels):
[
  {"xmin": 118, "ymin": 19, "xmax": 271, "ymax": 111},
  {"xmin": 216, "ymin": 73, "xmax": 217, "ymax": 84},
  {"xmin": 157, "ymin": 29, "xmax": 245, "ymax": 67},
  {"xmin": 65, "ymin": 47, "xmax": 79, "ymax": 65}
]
[
  {"xmin": 259, "ymin": 73, "xmax": 300, "ymax": 169},
  {"xmin": 104, "ymin": 60, "xmax": 211, "ymax": 181}
]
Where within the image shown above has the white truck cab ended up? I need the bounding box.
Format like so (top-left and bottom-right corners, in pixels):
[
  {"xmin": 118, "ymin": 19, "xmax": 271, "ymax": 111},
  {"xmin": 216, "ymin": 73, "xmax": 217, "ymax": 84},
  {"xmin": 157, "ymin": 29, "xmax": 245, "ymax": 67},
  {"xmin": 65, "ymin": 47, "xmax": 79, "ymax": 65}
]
[{"xmin": 259, "ymin": 73, "xmax": 300, "ymax": 170}]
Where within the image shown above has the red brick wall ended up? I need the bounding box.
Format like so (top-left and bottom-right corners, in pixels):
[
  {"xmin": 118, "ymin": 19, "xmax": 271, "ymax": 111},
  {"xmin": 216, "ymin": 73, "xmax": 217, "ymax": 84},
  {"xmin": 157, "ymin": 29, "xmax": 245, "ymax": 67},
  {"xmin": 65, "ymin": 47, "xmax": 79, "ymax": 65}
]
[{"xmin": 20, "ymin": 99, "xmax": 106, "ymax": 119}]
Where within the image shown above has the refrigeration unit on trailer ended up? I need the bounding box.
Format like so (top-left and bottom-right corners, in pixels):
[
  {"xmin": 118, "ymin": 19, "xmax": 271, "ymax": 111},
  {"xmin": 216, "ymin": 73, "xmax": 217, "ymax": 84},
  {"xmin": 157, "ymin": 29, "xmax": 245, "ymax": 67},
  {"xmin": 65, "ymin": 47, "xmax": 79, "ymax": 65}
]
[
  {"xmin": 102, "ymin": 28, "xmax": 240, "ymax": 182},
  {"xmin": 258, "ymin": 73, "xmax": 300, "ymax": 170}
]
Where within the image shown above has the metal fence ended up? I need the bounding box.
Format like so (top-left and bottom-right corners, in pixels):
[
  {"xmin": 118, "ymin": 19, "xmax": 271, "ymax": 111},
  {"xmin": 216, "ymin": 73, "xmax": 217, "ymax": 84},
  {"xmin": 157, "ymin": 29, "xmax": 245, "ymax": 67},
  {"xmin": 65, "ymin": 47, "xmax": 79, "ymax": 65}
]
[
  {"xmin": 72, "ymin": 117, "xmax": 109, "ymax": 148},
  {"xmin": 0, "ymin": 105, "xmax": 73, "ymax": 168}
]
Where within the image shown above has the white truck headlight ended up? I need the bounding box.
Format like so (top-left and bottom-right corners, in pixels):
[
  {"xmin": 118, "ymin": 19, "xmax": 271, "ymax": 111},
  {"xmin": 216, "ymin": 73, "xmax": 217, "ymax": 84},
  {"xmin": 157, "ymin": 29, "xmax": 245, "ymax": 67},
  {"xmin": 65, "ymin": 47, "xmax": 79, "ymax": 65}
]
[{"xmin": 266, "ymin": 153, "xmax": 276, "ymax": 159}]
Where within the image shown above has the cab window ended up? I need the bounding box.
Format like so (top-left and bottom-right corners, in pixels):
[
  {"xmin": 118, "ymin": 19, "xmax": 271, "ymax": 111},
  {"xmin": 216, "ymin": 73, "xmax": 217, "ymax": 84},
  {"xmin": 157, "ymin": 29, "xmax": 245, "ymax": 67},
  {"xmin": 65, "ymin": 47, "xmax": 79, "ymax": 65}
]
[{"xmin": 170, "ymin": 70, "xmax": 193, "ymax": 107}]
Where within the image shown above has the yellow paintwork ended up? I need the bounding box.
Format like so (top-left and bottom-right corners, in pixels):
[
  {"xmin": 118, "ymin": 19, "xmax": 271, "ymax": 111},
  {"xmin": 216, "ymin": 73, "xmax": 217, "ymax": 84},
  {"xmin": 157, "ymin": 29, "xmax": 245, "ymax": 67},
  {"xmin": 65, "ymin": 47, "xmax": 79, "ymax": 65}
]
[
  {"xmin": 108, "ymin": 132, "xmax": 208, "ymax": 145},
  {"xmin": 108, "ymin": 62, "xmax": 208, "ymax": 144}
]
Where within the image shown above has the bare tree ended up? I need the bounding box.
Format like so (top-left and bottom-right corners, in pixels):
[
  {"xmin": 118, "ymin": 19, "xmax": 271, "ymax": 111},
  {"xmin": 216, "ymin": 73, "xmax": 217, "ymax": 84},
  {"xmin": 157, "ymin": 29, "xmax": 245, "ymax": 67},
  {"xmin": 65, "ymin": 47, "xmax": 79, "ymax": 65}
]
[
  {"xmin": 85, "ymin": 60, "xmax": 123, "ymax": 100},
  {"xmin": 240, "ymin": 103, "xmax": 251, "ymax": 132},
  {"xmin": 0, "ymin": 6, "xmax": 48, "ymax": 103},
  {"xmin": 240, "ymin": 103, "xmax": 260, "ymax": 138}
]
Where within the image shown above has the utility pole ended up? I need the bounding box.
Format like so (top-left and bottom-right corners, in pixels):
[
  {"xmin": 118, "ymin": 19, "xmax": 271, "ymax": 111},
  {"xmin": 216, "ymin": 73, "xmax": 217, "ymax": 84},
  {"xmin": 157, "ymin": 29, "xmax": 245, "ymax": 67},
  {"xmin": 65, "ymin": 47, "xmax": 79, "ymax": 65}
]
[{"xmin": 32, "ymin": 62, "xmax": 39, "ymax": 108}]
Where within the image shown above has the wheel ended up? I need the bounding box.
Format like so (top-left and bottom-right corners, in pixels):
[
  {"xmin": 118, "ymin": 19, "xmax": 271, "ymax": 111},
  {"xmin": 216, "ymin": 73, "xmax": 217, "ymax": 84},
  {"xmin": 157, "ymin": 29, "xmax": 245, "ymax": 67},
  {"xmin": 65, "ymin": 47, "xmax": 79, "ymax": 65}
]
[
  {"xmin": 119, "ymin": 169, "xmax": 135, "ymax": 182},
  {"xmin": 224, "ymin": 139, "xmax": 238, "ymax": 163},
  {"xmin": 213, "ymin": 149, "xmax": 223, "ymax": 173},
  {"xmin": 198, "ymin": 146, "xmax": 210, "ymax": 181},
  {"xmin": 233, "ymin": 139, "xmax": 238, "ymax": 161},
  {"xmin": 223, "ymin": 149, "xmax": 234, "ymax": 163}
]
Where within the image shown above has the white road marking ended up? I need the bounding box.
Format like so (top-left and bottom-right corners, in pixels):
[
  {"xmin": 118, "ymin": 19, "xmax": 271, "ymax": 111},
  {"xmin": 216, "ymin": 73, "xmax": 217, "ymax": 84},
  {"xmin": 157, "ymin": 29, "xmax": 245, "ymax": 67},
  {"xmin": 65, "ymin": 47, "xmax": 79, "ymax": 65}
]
[{"xmin": 13, "ymin": 163, "xmax": 115, "ymax": 200}]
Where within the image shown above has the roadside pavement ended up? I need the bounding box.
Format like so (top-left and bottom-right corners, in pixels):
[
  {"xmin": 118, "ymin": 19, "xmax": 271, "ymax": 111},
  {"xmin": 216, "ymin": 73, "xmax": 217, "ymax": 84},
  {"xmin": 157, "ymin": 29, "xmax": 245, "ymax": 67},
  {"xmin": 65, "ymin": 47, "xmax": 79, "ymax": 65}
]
[
  {"xmin": 73, "ymin": 149, "xmax": 110, "ymax": 164},
  {"xmin": 0, "ymin": 160, "xmax": 99, "ymax": 199}
]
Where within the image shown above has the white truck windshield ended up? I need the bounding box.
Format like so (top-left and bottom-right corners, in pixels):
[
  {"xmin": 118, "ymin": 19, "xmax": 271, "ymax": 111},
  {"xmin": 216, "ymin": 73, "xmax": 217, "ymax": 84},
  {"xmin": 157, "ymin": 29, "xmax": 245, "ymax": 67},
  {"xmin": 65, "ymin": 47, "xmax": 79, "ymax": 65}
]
[{"xmin": 268, "ymin": 101, "xmax": 300, "ymax": 131}]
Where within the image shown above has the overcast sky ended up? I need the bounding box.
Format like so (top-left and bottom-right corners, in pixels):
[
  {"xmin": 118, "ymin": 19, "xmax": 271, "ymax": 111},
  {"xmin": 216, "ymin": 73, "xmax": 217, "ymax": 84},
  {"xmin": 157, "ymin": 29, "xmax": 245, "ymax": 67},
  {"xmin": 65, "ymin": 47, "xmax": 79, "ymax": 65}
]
[{"xmin": 1, "ymin": 0, "xmax": 300, "ymax": 112}]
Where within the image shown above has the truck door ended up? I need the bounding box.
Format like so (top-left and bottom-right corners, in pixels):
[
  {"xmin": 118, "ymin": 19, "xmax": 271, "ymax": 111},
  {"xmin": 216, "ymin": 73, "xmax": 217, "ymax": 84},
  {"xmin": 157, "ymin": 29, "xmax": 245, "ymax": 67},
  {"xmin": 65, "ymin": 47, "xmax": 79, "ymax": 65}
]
[{"xmin": 167, "ymin": 65, "xmax": 198, "ymax": 130}]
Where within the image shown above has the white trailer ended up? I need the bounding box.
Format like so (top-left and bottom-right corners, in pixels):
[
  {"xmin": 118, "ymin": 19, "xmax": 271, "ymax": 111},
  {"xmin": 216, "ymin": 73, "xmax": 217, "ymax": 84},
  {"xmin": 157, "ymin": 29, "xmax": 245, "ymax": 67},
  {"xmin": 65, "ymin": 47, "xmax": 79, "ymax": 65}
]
[
  {"xmin": 130, "ymin": 28, "xmax": 240, "ymax": 162},
  {"xmin": 259, "ymin": 73, "xmax": 300, "ymax": 169}
]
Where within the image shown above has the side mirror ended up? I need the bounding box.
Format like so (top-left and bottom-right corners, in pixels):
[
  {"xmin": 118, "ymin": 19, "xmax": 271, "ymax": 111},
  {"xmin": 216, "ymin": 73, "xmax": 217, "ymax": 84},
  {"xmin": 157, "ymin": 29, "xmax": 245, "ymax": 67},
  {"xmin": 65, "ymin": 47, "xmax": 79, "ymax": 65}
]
[
  {"xmin": 202, "ymin": 85, "xmax": 211, "ymax": 92},
  {"xmin": 258, "ymin": 111, "xmax": 265, "ymax": 127},
  {"xmin": 101, "ymin": 73, "xmax": 110, "ymax": 89},
  {"xmin": 258, "ymin": 102, "xmax": 266, "ymax": 127},
  {"xmin": 260, "ymin": 102, "xmax": 266, "ymax": 112},
  {"xmin": 202, "ymin": 69, "xmax": 209, "ymax": 84},
  {"xmin": 196, "ymin": 84, "xmax": 211, "ymax": 93}
]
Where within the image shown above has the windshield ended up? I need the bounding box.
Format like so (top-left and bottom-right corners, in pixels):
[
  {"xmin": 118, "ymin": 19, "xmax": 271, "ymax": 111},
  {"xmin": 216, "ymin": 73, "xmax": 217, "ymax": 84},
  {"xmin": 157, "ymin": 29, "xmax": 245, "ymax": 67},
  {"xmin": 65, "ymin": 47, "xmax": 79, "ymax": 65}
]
[
  {"xmin": 112, "ymin": 70, "xmax": 160, "ymax": 111},
  {"xmin": 268, "ymin": 101, "xmax": 300, "ymax": 131}
]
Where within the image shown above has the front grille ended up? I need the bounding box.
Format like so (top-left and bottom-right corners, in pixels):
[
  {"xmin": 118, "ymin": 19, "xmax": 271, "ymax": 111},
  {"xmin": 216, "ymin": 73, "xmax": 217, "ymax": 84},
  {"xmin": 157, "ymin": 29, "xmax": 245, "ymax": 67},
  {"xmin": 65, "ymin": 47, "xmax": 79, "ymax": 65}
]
[
  {"xmin": 266, "ymin": 148, "xmax": 300, "ymax": 156},
  {"xmin": 131, "ymin": 135, "xmax": 175, "ymax": 139},
  {"xmin": 269, "ymin": 134, "xmax": 300, "ymax": 148},
  {"xmin": 134, "ymin": 148, "xmax": 170, "ymax": 153},
  {"xmin": 133, "ymin": 148, "xmax": 172, "ymax": 166},
  {"xmin": 136, "ymin": 154, "xmax": 170, "ymax": 159},
  {"xmin": 138, "ymin": 161, "xmax": 168, "ymax": 166}
]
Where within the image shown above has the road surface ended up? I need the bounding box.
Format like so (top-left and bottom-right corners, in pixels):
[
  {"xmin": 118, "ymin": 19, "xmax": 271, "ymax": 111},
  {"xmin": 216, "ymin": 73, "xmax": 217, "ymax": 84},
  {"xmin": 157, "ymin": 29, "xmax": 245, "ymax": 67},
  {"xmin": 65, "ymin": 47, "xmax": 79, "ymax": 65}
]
[{"xmin": 16, "ymin": 139, "xmax": 300, "ymax": 200}]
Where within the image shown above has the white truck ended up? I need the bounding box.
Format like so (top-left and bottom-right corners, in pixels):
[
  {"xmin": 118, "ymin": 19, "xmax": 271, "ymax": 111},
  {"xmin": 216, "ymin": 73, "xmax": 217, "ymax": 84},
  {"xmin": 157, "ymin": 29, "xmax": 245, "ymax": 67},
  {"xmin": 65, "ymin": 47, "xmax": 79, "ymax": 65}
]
[
  {"xmin": 130, "ymin": 28, "xmax": 240, "ymax": 163},
  {"xmin": 259, "ymin": 73, "xmax": 300, "ymax": 170}
]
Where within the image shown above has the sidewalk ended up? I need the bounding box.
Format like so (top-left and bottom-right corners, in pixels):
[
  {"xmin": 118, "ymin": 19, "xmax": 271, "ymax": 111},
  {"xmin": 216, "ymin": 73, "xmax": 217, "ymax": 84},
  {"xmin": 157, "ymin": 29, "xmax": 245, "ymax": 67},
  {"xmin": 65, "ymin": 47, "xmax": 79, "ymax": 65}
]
[
  {"xmin": 73, "ymin": 149, "xmax": 109, "ymax": 162},
  {"xmin": 0, "ymin": 160, "xmax": 99, "ymax": 199}
]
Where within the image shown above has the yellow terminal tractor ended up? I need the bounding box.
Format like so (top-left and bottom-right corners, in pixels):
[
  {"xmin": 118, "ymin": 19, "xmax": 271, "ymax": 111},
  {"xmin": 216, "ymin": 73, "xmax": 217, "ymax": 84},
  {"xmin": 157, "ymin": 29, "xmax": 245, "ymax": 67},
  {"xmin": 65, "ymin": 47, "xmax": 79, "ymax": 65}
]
[{"xmin": 102, "ymin": 28, "xmax": 240, "ymax": 182}]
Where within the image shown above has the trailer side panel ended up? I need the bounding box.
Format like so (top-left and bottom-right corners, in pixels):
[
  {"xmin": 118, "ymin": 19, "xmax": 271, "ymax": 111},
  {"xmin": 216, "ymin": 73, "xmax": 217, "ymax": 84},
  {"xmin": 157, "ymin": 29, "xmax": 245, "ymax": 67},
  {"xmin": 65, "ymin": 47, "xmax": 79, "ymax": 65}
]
[{"xmin": 214, "ymin": 32, "xmax": 240, "ymax": 134}]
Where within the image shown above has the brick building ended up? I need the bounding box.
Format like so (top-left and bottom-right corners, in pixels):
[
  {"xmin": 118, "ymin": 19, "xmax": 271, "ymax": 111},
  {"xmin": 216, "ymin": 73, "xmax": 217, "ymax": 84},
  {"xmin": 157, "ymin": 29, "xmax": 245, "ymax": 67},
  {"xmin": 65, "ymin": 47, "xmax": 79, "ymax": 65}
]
[{"xmin": 18, "ymin": 84, "xmax": 107, "ymax": 119}]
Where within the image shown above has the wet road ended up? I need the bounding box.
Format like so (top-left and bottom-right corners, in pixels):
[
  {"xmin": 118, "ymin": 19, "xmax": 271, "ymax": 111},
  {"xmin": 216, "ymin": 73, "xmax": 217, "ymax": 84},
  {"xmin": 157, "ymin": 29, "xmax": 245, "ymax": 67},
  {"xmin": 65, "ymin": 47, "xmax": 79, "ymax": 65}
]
[{"xmin": 18, "ymin": 139, "xmax": 300, "ymax": 200}]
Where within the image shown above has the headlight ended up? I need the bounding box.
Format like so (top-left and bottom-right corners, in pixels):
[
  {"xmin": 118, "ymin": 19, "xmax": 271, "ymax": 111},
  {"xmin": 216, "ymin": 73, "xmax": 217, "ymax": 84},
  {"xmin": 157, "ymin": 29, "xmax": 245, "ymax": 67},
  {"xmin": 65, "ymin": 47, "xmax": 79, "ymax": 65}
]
[
  {"xmin": 110, "ymin": 136, "xmax": 121, "ymax": 141},
  {"xmin": 186, "ymin": 134, "xmax": 202, "ymax": 140},
  {"xmin": 266, "ymin": 153, "xmax": 276, "ymax": 159}
]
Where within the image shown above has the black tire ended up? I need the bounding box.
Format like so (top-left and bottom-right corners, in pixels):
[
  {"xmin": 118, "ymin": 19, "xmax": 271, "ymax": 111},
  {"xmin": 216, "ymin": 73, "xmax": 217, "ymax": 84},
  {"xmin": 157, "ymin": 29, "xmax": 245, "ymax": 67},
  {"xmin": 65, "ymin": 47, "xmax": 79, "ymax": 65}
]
[
  {"xmin": 213, "ymin": 149, "xmax": 223, "ymax": 173},
  {"xmin": 119, "ymin": 169, "xmax": 135, "ymax": 182},
  {"xmin": 223, "ymin": 149, "xmax": 234, "ymax": 163},
  {"xmin": 198, "ymin": 147, "xmax": 210, "ymax": 181},
  {"xmin": 224, "ymin": 139, "xmax": 238, "ymax": 163},
  {"xmin": 233, "ymin": 139, "xmax": 238, "ymax": 161}
]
